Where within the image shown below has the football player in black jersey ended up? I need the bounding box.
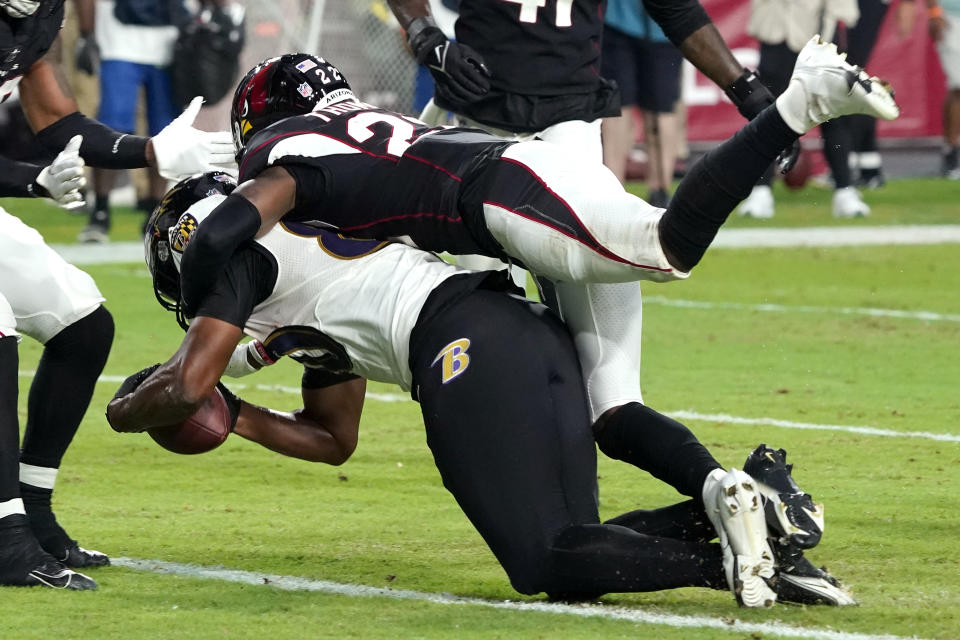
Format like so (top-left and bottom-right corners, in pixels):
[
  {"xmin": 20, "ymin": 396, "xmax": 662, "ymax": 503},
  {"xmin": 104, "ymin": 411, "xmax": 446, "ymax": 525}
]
[
  {"xmin": 106, "ymin": 173, "xmax": 856, "ymax": 607},
  {"xmin": 179, "ymin": 47, "xmax": 898, "ymax": 329},
  {"xmin": 0, "ymin": 0, "xmax": 233, "ymax": 590},
  {"xmin": 384, "ymin": 0, "xmax": 808, "ymax": 497}
]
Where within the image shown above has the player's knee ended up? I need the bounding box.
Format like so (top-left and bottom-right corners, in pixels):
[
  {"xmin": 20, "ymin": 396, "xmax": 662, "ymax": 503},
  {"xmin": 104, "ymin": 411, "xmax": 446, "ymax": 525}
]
[{"xmin": 47, "ymin": 305, "xmax": 114, "ymax": 365}]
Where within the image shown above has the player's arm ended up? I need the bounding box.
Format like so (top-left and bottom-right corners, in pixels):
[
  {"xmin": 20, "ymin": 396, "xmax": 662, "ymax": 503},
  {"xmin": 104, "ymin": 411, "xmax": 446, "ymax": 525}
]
[
  {"xmin": 640, "ymin": 0, "xmax": 776, "ymax": 121},
  {"xmin": 180, "ymin": 167, "xmax": 296, "ymax": 315},
  {"xmin": 233, "ymin": 377, "xmax": 366, "ymax": 465},
  {"xmin": 386, "ymin": 0, "xmax": 490, "ymax": 109},
  {"xmin": 0, "ymin": 136, "xmax": 86, "ymax": 208},
  {"xmin": 106, "ymin": 316, "xmax": 243, "ymax": 432},
  {"xmin": 21, "ymin": 38, "xmax": 234, "ymax": 178}
]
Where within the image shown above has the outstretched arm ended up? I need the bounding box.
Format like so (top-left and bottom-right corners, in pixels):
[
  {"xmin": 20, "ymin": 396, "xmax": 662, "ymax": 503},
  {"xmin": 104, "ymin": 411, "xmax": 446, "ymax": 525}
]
[
  {"xmin": 106, "ymin": 316, "xmax": 243, "ymax": 432},
  {"xmin": 180, "ymin": 167, "xmax": 297, "ymax": 315},
  {"xmin": 233, "ymin": 377, "xmax": 366, "ymax": 464}
]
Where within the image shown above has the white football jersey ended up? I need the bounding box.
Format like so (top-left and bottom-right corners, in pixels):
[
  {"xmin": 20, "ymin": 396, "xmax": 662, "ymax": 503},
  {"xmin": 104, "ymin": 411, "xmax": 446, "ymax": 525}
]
[{"xmin": 178, "ymin": 195, "xmax": 467, "ymax": 390}]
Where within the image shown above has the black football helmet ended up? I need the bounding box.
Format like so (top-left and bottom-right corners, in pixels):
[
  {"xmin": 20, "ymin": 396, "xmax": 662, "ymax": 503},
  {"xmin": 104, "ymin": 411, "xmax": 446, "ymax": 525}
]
[
  {"xmin": 144, "ymin": 171, "xmax": 237, "ymax": 329},
  {"xmin": 231, "ymin": 53, "xmax": 353, "ymax": 156}
]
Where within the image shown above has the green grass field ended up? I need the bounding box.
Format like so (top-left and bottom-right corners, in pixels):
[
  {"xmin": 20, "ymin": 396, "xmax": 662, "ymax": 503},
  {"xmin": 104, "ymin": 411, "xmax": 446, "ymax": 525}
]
[{"xmin": 3, "ymin": 180, "xmax": 959, "ymax": 639}]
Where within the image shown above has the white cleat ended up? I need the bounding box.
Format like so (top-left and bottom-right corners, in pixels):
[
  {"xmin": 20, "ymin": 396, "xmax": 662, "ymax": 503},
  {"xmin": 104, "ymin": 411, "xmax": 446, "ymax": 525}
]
[
  {"xmin": 738, "ymin": 185, "xmax": 775, "ymax": 219},
  {"xmin": 777, "ymin": 35, "xmax": 900, "ymax": 135},
  {"xmin": 832, "ymin": 186, "xmax": 871, "ymax": 218},
  {"xmin": 703, "ymin": 468, "xmax": 778, "ymax": 608}
]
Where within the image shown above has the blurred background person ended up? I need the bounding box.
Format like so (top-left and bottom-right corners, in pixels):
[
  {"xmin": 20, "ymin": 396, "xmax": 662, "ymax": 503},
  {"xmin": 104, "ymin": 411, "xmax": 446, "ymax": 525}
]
[
  {"xmin": 899, "ymin": 0, "xmax": 960, "ymax": 178},
  {"xmin": 738, "ymin": 0, "xmax": 864, "ymax": 219},
  {"xmin": 600, "ymin": 0, "xmax": 684, "ymax": 208},
  {"xmin": 75, "ymin": 0, "xmax": 187, "ymax": 243}
]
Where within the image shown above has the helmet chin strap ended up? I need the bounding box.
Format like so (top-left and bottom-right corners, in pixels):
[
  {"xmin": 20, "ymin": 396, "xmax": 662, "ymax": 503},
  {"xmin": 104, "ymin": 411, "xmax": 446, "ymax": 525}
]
[{"xmin": 1, "ymin": 0, "xmax": 40, "ymax": 18}]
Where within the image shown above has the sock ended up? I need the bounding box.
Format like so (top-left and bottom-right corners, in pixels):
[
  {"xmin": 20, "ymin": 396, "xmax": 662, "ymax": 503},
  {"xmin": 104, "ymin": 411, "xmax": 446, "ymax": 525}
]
[
  {"xmin": 0, "ymin": 336, "xmax": 20, "ymax": 504},
  {"xmin": 593, "ymin": 402, "xmax": 722, "ymax": 499},
  {"xmin": 658, "ymin": 106, "xmax": 799, "ymax": 271},
  {"xmin": 605, "ymin": 499, "xmax": 716, "ymax": 542},
  {"xmin": 0, "ymin": 498, "xmax": 25, "ymax": 520},
  {"xmin": 93, "ymin": 193, "xmax": 109, "ymax": 215},
  {"xmin": 19, "ymin": 481, "xmax": 72, "ymax": 553},
  {"xmin": 20, "ymin": 306, "xmax": 114, "ymax": 469}
]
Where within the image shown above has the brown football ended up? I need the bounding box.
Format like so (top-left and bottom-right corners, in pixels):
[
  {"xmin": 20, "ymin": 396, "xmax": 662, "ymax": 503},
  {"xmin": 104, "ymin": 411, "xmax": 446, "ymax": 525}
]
[
  {"xmin": 148, "ymin": 388, "xmax": 231, "ymax": 454},
  {"xmin": 783, "ymin": 147, "xmax": 813, "ymax": 190}
]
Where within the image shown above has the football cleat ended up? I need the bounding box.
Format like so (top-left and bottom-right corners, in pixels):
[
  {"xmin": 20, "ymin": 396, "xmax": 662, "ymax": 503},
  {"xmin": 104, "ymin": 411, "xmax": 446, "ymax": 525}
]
[
  {"xmin": 738, "ymin": 185, "xmax": 775, "ymax": 219},
  {"xmin": 0, "ymin": 518, "xmax": 98, "ymax": 590},
  {"xmin": 23, "ymin": 560, "xmax": 98, "ymax": 591},
  {"xmin": 703, "ymin": 468, "xmax": 778, "ymax": 608},
  {"xmin": 832, "ymin": 186, "xmax": 870, "ymax": 218},
  {"xmin": 58, "ymin": 541, "xmax": 110, "ymax": 569},
  {"xmin": 743, "ymin": 444, "xmax": 824, "ymax": 549},
  {"xmin": 776, "ymin": 35, "xmax": 899, "ymax": 135},
  {"xmin": 773, "ymin": 540, "xmax": 857, "ymax": 606}
]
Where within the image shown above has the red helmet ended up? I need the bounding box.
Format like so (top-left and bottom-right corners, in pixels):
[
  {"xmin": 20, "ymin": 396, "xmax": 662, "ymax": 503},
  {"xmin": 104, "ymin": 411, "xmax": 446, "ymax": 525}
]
[{"xmin": 231, "ymin": 53, "xmax": 353, "ymax": 156}]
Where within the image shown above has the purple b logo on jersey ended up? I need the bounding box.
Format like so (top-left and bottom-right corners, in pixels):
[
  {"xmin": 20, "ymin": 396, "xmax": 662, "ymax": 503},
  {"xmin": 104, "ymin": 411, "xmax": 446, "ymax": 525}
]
[{"xmin": 431, "ymin": 338, "xmax": 471, "ymax": 384}]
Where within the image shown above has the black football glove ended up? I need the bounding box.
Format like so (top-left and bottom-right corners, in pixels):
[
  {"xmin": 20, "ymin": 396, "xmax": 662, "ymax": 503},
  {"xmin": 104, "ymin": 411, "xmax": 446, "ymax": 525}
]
[
  {"xmin": 75, "ymin": 35, "xmax": 100, "ymax": 76},
  {"xmin": 725, "ymin": 68, "xmax": 801, "ymax": 174},
  {"xmin": 215, "ymin": 382, "xmax": 243, "ymax": 432},
  {"xmin": 407, "ymin": 18, "xmax": 490, "ymax": 110},
  {"xmin": 112, "ymin": 363, "xmax": 162, "ymax": 401}
]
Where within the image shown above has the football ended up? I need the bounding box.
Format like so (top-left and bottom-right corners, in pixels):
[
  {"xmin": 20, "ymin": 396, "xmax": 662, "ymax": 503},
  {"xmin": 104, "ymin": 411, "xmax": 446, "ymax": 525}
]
[
  {"xmin": 148, "ymin": 387, "xmax": 231, "ymax": 454},
  {"xmin": 783, "ymin": 147, "xmax": 813, "ymax": 190}
]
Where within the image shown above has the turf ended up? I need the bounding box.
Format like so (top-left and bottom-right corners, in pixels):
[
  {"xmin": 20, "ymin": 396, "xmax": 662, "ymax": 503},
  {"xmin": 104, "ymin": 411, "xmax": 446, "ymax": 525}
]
[{"xmin": 3, "ymin": 180, "xmax": 959, "ymax": 639}]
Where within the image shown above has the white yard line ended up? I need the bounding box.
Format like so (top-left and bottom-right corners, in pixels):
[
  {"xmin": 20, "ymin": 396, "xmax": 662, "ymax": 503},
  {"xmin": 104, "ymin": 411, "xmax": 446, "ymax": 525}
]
[
  {"xmin": 16, "ymin": 370, "xmax": 960, "ymax": 443},
  {"xmin": 641, "ymin": 295, "xmax": 960, "ymax": 323},
  {"xmin": 112, "ymin": 557, "xmax": 923, "ymax": 640},
  {"xmin": 48, "ymin": 225, "xmax": 960, "ymax": 266}
]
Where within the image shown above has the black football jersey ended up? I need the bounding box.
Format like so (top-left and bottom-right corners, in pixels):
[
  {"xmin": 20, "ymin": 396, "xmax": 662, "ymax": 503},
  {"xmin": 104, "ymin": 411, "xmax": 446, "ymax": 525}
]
[
  {"xmin": 0, "ymin": 1, "xmax": 65, "ymax": 103},
  {"xmin": 238, "ymin": 100, "xmax": 512, "ymax": 256},
  {"xmin": 450, "ymin": 0, "xmax": 619, "ymax": 132}
]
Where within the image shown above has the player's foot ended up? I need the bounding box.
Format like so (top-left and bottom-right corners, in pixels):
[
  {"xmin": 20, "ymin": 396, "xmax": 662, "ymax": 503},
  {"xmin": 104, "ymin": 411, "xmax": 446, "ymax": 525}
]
[
  {"xmin": 776, "ymin": 35, "xmax": 899, "ymax": 135},
  {"xmin": 702, "ymin": 468, "xmax": 777, "ymax": 608},
  {"xmin": 738, "ymin": 185, "xmax": 775, "ymax": 219},
  {"xmin": 743, "ymin": 444, "xmax": 824, "ymax": 549},
  {"xmin": 943, "ymin": 146, "xmax": 960, "ymax": 180},
  {"xmin": 22, "ymin": 487, "xmax": 110, "ymax": 568},
  {"xmin": 832, "ymin": 187, "xmax": 870, "ymax": 218},
  {"xmin": 77, "ymin": 222, "xmax": 109, "ymax": 244},
  {"xmin": 0, "ymin": 517, "xmax": 98, "ymax": 590},
  {"xmin": 772, "ymin": 540, "xmax": 857, "ymax": 606}
]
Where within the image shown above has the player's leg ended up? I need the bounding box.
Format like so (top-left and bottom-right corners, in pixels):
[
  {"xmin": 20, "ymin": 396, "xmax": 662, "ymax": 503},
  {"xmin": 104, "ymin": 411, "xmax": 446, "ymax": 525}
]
[
  {"xmin": 410, "ymin": 287, "xmax": 726, "ymax": 598},
  {"xmin": 0, "ymin": 292, "xmax": 97, "ymax": 590},
  {"xmin": 482, "ymin": 37, "xmax": 897, "ymax": 282},
  {"xmin": 738, "ymin": 42, "xmax": 797, "ymax": 219},
  {"xmin": 0, "ymin": 209, "xmax": 113, "ymax": 568}
]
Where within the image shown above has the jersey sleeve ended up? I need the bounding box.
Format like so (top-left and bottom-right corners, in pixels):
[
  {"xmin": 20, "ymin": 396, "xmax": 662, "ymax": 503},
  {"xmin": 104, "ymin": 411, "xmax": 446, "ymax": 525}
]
[{"xmin": 192, "ymin": 246, "xmax": 277, "ymax": 328}]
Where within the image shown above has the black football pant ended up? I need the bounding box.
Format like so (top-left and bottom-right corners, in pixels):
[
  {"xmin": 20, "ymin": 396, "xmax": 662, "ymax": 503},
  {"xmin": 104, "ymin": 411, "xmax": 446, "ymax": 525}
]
[{"xmin": 409, "ymin": 285, "xmax": 724, "ymax": 596}]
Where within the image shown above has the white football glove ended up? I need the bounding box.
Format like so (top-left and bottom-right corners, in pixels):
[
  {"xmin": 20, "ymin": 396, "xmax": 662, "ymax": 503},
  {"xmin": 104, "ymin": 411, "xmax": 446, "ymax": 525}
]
[
  {"xmin": 1, "ymin": 0, "xmax": 40, "ymax": 18},
  {"xmin": 35, "ymin": 135, "xmax": 87, "ymax": 210},
  {"xmin": 150, "ymin": 97, "xmax": 237, "ymax": 181}
]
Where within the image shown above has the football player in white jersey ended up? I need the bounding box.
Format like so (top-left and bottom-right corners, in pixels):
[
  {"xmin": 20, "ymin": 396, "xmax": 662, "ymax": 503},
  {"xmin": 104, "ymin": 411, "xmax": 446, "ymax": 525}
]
[
  {"xmin": 0, "ymin": 0, "xmax": 235, "ymax": 590},
  {"xmin": 106, "ymin": 173, "xmax": 856, "ymax": 608}
]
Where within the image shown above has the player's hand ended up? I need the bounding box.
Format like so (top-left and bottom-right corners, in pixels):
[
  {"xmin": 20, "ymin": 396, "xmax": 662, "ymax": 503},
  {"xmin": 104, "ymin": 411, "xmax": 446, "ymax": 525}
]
[
  {"xmin": 216, "ymin": 382, "xmax": 243, "ymax": 431},
  {"xmin": 410, "ymin": 26, "xmax": 490, "ymax": 109},
  {"xmin": 0, "ymin": 0, "xmax": 39, "ymax": 18},
  {"xmin": 35, "ymin": 135, "xmax": 87, "ymax": 210},
  {"xmin": 107, "ymin": 363, "xmax": 161, "ymax": 432},
  {"xmin": 929, "ymin": 14, "xmax": 948, "ymax": 42},
  {"xmin": 112, "ymin": 363, "xmax": 162, "ymax": 402},
  {"xmin": 725, "ymin": 69, "xmax": 776, "ymax": 121},
  {"xmin": 776, "ymin": 139, "xmax": 802, "ymax": 174},
  {"xmin": 149, "ymin": 97, "xmax": 237, "ymax": 181},
  {"xmin": 75, "ymin": 35, "xmax": 100, "ymax": 75}
]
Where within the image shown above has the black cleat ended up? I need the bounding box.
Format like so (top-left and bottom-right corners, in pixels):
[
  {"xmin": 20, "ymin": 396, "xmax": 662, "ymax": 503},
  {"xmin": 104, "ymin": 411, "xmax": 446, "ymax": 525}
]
[
  {"xmin": 23, "ymin": 559, "xmax": 98, "ymax": 590},
  {"xmin": 772, "ymin": 540, "xmax": 856, "ymax": 606},
  {"xmin": 57, "ymin": 540, "xmax": 110, "ymax": 569},
  {"xmin": 22, "ymin": 485, "xmax": 110, "ymax": 569},
  {"xmin": 0, "ymin": 518, "xmax": 98, "ymax": 590},
  {"xmin": 743, "ymin": 444, "xmax": 824, "ymax": 549}
]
